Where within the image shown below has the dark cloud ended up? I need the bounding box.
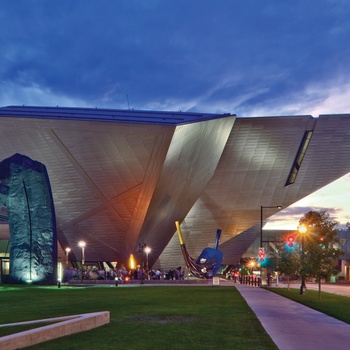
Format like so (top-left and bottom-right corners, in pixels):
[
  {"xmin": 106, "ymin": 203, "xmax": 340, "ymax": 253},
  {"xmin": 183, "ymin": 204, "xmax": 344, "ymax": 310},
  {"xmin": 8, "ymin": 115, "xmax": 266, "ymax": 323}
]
[{"xmin": 1, "ymin": 1, "xmax": 350, "ymax": 113}]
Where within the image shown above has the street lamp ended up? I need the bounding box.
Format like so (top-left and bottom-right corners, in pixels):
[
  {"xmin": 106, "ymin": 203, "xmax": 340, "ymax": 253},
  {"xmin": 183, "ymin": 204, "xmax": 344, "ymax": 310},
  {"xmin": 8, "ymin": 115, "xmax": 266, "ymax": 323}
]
[
  {"xmin": 65, "ymin": 247, "xmax": 71, "ymax": 265},
  {"xmin": 249, "ymin": 260, "xmax": 256, "ymax": 274},
  {"xmin": 144, "ymin": 246, "xmax": 151, "ymax": 270},
  {"xmin": 260, "ymin": 205, "xmax": 282, "ymax": 286},
  {"xmin": 138, "ymin": 243, "xmax": 147, "ymax": 284},
  {"xmin": 78, "ymin": 241, "xmax": 86, "ymax": 281},
  {"xmin": 298, "ymin": 224, "xmax": 307, "ymax": 294}
]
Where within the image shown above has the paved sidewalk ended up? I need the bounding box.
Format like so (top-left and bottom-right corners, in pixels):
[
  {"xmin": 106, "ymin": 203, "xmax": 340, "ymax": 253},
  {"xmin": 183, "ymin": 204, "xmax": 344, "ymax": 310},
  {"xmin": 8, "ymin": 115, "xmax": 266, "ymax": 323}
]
[
  {"xmin": 271, "ymin": 282, "xmax": 350, "ymax": 297},
  {"xmin": 235, "ymin": 284, "xmax": 350, "ymax": 350}
]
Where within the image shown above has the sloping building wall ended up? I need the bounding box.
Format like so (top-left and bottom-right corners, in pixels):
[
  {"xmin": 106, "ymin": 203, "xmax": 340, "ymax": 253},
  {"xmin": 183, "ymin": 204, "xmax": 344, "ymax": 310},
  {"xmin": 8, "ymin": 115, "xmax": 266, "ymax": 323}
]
[
  {"xmin": 0, "ymin": 106, "xmax": 234, "ymax": 267},
  {"xmin": 156, "ymin": 114, "xmax": 350, "ymax": 268},
  {"xmin": 136, "ymin": 116, "xmax": 235, "ymax": 266}
]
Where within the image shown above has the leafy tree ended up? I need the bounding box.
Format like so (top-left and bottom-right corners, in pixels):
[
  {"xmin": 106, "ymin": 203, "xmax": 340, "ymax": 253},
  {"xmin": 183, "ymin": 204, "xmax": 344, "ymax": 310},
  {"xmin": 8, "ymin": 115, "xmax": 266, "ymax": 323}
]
[
  {"xmin": 299, "ymin": 210, "xmax": 343, "ymax": 300},
  {"xmin": 271, "ymin": 240, "xmax": 300, "ymax": 290}
]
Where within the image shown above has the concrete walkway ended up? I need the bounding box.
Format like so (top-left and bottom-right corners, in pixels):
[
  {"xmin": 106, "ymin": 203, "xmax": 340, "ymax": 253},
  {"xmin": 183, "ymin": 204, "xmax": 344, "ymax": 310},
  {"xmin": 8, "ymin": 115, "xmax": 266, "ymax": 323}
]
[
  {"xmin": 235, "ymin": 284, "xmax": 350, "ymax": 350},
  {"xmin": 272, "ymin": 282, "xmax": 350, "ymax": 297}
]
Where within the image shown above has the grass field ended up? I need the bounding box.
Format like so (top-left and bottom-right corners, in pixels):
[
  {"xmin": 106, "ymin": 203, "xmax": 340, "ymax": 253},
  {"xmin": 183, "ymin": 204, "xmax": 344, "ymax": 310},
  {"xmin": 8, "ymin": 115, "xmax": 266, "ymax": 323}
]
[
  {"xmin": 0, "ymin": 285, "xmax": 277, "ymax": 350},
  {"xmin": 268, "ymin": 287, "xmax": 350, "ymax": 324}
]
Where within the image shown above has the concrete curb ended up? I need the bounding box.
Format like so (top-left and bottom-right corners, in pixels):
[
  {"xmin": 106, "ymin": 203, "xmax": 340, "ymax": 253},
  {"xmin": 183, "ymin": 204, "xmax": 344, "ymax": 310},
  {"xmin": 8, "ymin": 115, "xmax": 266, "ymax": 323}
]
[{"xmin": 0, "ymin": 311, "xmax": 110, "ymax": 350}]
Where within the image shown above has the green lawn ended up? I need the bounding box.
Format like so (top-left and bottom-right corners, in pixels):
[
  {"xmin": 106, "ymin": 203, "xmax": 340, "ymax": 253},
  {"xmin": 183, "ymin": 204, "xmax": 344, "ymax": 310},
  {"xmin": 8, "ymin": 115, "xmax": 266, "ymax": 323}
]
[
  {"xmin": 268, "ymin": 287, "xmax": 350, "ymax": 324},
  {"xmin": 0, "ymin": 285, "xmax": 277, "ymax": 350}
]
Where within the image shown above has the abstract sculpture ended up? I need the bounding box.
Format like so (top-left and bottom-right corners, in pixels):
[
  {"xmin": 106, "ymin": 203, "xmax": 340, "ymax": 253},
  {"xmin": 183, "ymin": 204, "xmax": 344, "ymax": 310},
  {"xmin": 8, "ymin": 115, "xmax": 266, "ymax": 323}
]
[
  {"xmin": 0, "ymin": 154, "xmax": 57, "ymax": 284},
  {"xmin": 175, "ymin": 221, "xmax": 223, "ymax": 279}
]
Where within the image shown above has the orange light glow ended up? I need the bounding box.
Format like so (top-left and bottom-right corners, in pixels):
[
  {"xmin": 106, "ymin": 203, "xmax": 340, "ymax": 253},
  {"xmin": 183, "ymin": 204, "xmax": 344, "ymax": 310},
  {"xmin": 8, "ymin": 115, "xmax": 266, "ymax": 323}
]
[{"xmin": 129, "ymin": 254, "xmax": 135, "ymax": 269}]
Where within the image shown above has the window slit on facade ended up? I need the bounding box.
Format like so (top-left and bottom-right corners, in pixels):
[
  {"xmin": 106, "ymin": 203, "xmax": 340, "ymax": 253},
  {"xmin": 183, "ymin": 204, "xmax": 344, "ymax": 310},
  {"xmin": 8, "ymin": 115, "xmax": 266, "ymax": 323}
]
[{"xmin": 285, "ymin": 131, "xmax": 313, "ymax": 186}]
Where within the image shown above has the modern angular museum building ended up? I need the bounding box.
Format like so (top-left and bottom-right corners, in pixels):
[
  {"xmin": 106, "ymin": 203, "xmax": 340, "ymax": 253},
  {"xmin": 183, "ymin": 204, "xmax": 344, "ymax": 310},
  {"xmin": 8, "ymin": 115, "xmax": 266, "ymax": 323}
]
[{"xmin": 1, "ymin": 105, "xmax": 350, "ymax": 282}]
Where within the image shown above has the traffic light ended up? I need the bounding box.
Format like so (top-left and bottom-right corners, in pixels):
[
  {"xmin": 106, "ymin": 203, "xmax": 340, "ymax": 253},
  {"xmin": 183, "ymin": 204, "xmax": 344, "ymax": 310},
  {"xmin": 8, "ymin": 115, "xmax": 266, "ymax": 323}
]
[
  {"xmin": 258, "ymin": 252, "xmax": 265, "ymax": 262},
  {"xmin": 286, "ymin": 235, "xmax": 296, "ymax": 248},
  {"xmin": 258, "ymin": 247, "xmax": 265, "ymax": 262}
]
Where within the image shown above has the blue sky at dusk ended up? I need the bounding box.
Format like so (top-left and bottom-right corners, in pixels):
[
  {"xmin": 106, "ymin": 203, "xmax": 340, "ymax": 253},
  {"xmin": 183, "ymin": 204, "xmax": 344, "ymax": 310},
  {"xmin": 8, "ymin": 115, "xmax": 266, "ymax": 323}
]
[{"xmin": 1, "ymin": 1, "xmax": 350, "ymax": 227}]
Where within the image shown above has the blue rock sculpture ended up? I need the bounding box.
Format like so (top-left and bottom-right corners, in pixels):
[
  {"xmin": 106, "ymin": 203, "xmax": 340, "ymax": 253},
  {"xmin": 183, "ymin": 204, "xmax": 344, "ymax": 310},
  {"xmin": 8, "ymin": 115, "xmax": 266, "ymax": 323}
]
[
  {"xmin": 0, "ymin": 154, "xmax": 57, "ymax": 284},
  {"xmin": 195, "ymin": 247, "xmax": 224, "ymax": 277}
]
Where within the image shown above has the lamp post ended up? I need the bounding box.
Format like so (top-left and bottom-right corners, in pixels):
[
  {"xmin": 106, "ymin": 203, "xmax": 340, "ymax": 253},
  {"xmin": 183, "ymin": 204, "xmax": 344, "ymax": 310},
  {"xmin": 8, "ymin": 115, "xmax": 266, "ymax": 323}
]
[
  {"xmin": 138, "ymin": 243, "xmax": 147, "ymax": 284},
  {"xmin": 249, "ymin": 260, "xmax": 256, "ymax": 274},
  {"xmin": 78, "ymin": 241, "xmax": 86, "ymax": 281},
  {"xmin": 144, "ymin": 246, "xmax": 151, "ymax": 271},
  {"xmin": 298, "ymin": 224, "xmax": 307, "ymax": 294},
  {"xmin": 65, "ymin": 247, "xmax": 71, "ymax": 265},
  {"xmin": 260, "ymin": 205, "xmax": 282, "ymax": 286}
]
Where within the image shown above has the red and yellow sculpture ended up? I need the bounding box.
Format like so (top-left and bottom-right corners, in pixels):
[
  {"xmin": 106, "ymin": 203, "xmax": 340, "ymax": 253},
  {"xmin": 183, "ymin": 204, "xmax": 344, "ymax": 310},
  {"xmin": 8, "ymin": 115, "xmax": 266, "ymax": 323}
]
[{"xmin": 175, "ymin": 221, "xmax": 223, "ymax": 279}]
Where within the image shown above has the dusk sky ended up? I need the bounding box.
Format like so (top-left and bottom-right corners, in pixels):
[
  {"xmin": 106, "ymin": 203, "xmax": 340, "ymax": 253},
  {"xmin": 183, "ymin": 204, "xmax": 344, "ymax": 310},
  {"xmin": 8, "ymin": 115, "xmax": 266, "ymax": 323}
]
[{"xmin": 2, "ymin": 1, "xmax": 350, "ymax": 228}]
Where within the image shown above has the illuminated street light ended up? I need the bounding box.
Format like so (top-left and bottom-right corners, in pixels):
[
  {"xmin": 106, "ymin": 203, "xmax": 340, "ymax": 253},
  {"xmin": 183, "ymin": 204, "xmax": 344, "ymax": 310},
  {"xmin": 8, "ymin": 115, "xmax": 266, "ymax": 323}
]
[
  {"xmin": 65, "ymin": 247, "xmax": 71, "ymax": 265},
  {"xmin": 78, "ymin": 241, "xmax": 86, "ymax": 281},
  {"xmin": 298, "ymin": 224, "xmax": 308, "ymax": 294},
  {"xmin": 144, "ymin": 246, "xmax": 151, "ymax": 270},
  {"xmin": 78, "ymin": 241, "xmax": 86, "ymax": 264},
  {"xmin": 298, "ymin": 224, "xmax": 307, "ymax": 234},
  {"xmin": 248, "ymin": 260, "xmax": 256, "ymax": 273}
]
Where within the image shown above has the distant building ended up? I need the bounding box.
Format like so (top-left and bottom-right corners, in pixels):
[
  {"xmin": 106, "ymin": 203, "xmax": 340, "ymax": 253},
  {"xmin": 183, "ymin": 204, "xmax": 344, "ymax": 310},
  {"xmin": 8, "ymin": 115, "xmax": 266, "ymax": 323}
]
[{"xmin": 337, "ymin": 230, "xmax": 350, "ymax": 281}]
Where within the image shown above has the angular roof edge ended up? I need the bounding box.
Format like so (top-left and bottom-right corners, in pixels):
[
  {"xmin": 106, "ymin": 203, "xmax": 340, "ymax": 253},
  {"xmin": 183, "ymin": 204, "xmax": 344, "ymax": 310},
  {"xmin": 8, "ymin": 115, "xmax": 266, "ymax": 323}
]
[
  {"xmin": 236, "ymin": 114, "xmax": 314, "ymax": 119},
  {"xmin": 0, "ymin": 105, "xmax": 235, "ymax": 126}
]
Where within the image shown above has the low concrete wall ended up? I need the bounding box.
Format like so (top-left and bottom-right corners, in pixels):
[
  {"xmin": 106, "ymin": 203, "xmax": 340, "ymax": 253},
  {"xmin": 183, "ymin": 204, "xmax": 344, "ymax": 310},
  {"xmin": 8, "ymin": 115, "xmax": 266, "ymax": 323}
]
[{"xmin": 0, "ymin": 311, "xmax": 110, "ymax": 350}]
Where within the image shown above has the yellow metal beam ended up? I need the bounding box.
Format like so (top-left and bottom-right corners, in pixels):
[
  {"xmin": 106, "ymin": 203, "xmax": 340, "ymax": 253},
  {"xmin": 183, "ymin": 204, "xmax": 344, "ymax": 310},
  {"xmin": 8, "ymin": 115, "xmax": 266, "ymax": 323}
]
[{"xmin": 175, "ymin": 221, "xmax": 184, "ymax": 245}]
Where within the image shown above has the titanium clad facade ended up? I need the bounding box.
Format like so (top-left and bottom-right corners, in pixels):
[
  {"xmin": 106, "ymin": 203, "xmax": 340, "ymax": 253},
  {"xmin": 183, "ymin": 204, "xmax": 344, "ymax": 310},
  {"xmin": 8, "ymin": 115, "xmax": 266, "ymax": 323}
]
[
  {"xmin": 0, "ymin": 106, "xmax": 234, "ymax": 266},
  {"xmin": 0, "ymin": 106, "xmax": 350, "ymax": 270},
  {"xmin": 156, "ymin": 114, "xmax": 350, "ymax": 268}
]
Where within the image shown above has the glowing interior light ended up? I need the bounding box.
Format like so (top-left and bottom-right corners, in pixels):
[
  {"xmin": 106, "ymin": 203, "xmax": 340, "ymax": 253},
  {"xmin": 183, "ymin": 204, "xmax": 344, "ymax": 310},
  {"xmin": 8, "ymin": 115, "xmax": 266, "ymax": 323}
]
[{"xmin": 129, "ymin": 254, "xmax": 135, "ymax": 269}]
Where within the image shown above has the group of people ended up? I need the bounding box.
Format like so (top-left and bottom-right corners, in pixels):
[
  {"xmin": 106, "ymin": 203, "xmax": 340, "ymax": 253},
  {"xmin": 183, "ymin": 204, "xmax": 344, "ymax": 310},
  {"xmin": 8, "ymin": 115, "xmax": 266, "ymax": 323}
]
[
  {"xmin": 163, "ymin": 267, "xmax": 185, "ymax": 280},
  {"xmin": 63, "ymin": 265, "xmax": 186, "ymax": 282}
]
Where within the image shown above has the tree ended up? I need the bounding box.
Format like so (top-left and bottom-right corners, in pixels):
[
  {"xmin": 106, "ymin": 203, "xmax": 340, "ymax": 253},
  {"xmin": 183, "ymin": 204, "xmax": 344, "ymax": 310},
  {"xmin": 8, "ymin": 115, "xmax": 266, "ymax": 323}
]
[
  {"xmin": 299, "ymin": 211, "xmax": 343, "ymax": 300},
  {"xmin": 271, "ymin": 239, "xmax": 301, "ymax": 290}
]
